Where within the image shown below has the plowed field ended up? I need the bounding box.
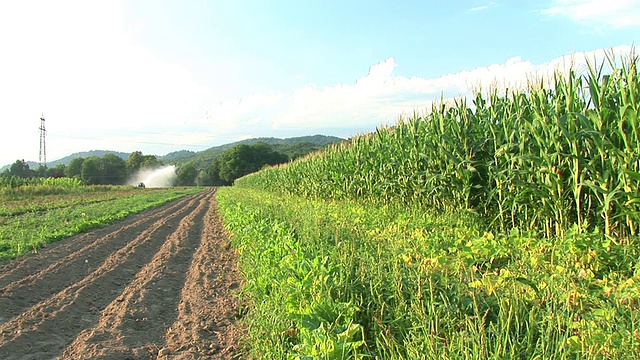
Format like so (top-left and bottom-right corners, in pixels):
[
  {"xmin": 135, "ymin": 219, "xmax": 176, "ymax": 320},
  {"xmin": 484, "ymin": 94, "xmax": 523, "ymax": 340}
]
[{"xmin": 0, "ymin": 188, "xmax": 243, "ymax": 359}]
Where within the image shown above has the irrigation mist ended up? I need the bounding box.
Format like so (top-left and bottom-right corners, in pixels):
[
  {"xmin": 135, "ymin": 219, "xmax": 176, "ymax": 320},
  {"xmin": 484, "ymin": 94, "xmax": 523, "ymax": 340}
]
[{"xmin": 128, "ymin": 166, "xmax": 177, "ymax": 188}]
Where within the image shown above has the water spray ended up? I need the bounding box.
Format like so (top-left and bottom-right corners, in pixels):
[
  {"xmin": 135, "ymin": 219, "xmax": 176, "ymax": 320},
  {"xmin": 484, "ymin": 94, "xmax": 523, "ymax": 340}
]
[{"xmin": 129, "ymin": 166, "xmax": 177, "ymax": 188}]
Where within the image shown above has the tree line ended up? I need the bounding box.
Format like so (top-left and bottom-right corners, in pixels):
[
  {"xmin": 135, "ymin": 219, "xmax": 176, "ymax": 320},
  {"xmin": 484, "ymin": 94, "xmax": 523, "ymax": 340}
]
[
  {"xmin": 172, "ymin": 142, "xmax": 289, "ymax": 186},
  {"xmin": 1, "ymin": 142, "xmax": 292, "ymax": 186}
]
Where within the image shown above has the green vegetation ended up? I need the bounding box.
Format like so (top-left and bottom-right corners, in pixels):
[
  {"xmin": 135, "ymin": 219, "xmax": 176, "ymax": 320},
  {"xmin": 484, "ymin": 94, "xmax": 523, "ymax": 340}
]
[
  {"xmin": 0, "ymin": 176, "xmax": 83, "ymax": 195},
  {"xmin": 237, "ymin": 54, "xmax": 640, "ymax": 239},
  {"xmin": 218, "ymin": 53, "xmax": 640, "ymax": 358},
  {"xmin": 161, "ymin": 135, "xmax": 344, "ymax": 168},
  {"xmin": 1, "ymin": 159, "xmax": 63, "ymax": 179},
  {"xmin": 219, "ymin": 188, "xmax": 639, "ymax": 359},
  {"xmin": 176, "ymin": 162, "xmax": 201, "ymax": 186},
  {"xmin": 64, "ymin": 151, "xmax": 162, "ymax": 185},
  {"xmin": 209, "ymin": 142, "xmax": 289, "ymax": 185},
  {"xmin": 0, "ymin": 178, "xmax": 202, "ymax": 261},
  {"xmin": 174, "ymin": 142, "xmax": 291, "ymax": 186},
  {"xmin": 48, "ymin": 150, "xmax": 131, "ymax": 168},
  {"xmin": 166, "ymin": 137, "xmax": 343, "ymax": 186},
  {"xmin": 1, "ymin": 136, "xmax": 342, "ymax": 189},
  {"xmin": 2, "ymin": 152, "xmax": 163, "ymax": 186},
  {"xmin": 125, "ymin": 150, "xmax": 163, "ymax": 175}
]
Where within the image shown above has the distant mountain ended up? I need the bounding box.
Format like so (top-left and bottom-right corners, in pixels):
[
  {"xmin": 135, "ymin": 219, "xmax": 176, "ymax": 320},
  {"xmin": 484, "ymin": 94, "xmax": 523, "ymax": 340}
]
[
  {"xmin": 158, "ymin": 150, "xmax": 197, "ymax": 163},
  {"xmin": 1, "ymin": 160, "xmax": 41, "ymax": 172},
  {"xmin": 48, "ymin": 150, "xmax": 130, "ymax": 167}
]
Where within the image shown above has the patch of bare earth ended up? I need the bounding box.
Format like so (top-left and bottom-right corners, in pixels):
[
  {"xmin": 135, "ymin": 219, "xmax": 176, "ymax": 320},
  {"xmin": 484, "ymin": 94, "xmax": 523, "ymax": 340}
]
[{"xmin": 0, "ymin": 188, "xmax": 244, "ymax": 359}]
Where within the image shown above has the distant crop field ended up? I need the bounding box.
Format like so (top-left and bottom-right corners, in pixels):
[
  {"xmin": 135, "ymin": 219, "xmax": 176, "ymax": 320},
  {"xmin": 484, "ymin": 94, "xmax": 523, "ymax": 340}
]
[{"xmin": 0, "ymin": 178, "xmax": 203, "ymax": 261}]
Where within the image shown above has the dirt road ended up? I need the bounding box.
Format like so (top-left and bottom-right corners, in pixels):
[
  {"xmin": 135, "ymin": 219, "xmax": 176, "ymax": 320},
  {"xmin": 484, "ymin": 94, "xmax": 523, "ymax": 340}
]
[{"xmin": 0, "ymin": 188, "xmax": 243, "ymax": 359}]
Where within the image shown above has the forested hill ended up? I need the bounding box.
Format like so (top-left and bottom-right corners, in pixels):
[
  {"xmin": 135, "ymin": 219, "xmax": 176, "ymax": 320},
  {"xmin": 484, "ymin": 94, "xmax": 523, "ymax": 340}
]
[
  {"xmin": 1, "ymin": 150, "xmax": 130, "ymax": 172},
  {"xmin": 2, "ymin": 135, "xmax": 344, "ymax": 171},
  {"xmin": 160, "ymin": 134, "xmax": 344, "ymax": 167},
  {"xmin": 50, "ymin": 150, "xmax": 130, "ymax": 167}
]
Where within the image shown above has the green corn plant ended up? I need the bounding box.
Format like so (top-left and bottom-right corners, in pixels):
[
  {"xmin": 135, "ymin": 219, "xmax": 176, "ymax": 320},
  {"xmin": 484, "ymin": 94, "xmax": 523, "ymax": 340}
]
[{"xmin": 235, "ymin": 50, "xmax": 639, "ymax": 240}]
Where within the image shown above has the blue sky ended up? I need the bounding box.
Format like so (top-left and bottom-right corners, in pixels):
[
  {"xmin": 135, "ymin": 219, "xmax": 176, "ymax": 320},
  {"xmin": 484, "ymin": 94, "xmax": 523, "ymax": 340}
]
[{"xmin": 1, "ymin": 0, "xmax": 639, "ymax": 167}]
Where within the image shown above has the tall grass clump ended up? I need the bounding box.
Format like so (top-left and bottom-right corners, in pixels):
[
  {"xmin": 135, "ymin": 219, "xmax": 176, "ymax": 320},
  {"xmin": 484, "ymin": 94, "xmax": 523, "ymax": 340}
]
[{"xmin": 237, "ymin": 51, "xmax": 640, "ymax": 239}]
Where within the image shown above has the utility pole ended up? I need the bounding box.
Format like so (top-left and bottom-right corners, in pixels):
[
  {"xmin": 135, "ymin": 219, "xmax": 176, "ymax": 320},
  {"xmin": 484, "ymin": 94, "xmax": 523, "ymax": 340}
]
[{"xmin": 39, "ymin": 114, "xmax": 46, "ymax": 167}]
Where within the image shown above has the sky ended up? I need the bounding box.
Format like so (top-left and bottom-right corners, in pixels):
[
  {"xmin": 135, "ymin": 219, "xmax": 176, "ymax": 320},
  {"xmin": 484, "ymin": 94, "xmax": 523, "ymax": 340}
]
[{"xmin": 0, "ymin": 0, "xmax": 639, "ymax": 167}]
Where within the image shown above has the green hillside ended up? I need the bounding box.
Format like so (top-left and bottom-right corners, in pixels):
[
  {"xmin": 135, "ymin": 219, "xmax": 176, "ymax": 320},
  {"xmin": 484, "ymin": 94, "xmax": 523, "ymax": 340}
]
[
  {"xmin": 160, "ymin": 134, "xmax": 344, "ymax": 167},
  {"xmin": 48, "ymin": 150, "xmax": 130, "ymax": 167}
]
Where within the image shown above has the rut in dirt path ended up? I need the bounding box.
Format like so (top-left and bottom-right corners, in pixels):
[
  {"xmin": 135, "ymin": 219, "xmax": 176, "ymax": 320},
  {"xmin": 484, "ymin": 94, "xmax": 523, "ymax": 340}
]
[
  {"xmin": 0, "ymin": 192, "xmax": 206, "ymax": 326},
  {"xmin": 0, "ymin": 188, "xmax": 243, "ymax": 360},
  {"xmin": 160, "ymin": 194, "xmax": 243, "ymax": 359}
]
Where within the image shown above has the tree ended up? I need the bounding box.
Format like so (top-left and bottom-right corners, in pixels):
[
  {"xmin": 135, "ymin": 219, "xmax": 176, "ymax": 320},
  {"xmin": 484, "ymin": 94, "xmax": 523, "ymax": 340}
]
[
  {"xmin": 195, "ymin": 169, "xmax": 212, "ymax": 186},
  {"xmin": 278, "ymin": 141, "xmax": 324, "ymax": 160},
  {"xmin": 47, "ymin": 164, "xmax": 66, "ymax": 178},
  {"xmin": 9, "ymin": 160, "xmax": 33, "ymax": 178},
  {"xmin": 215, "ymin": 143, "xmax": 288, "ymax": 184},
  {"xmin": 36, "ymin": 165, "xmax": 48, "ymax": 178},
  {"xmin": 66, "ymin": 158, "xmax": 85, "ymax": 179},
  {"xmin": 102, "ymin": 154, "xmax": 127, "ymax": 184},
  {"xmin": 126, "ymin": 151, "xmax": 145, "ymax": 175},
  {"xmin": 207, "ymin": 160, "xmax": 228, "ymax": 186},
  {"xmin": 81, "ymin": 156, "xmax": 102, "ymax": 185},
  {"xmin": 141, "ymin": 155, "xmax": 162, "ymax": 169},
  {"xmin": 127, "ymin": 151, "xmax": 162, "ymax": 177},
  {"xmin": 176, "ymin": 162, "xmax": 198, "ymax": 186}
]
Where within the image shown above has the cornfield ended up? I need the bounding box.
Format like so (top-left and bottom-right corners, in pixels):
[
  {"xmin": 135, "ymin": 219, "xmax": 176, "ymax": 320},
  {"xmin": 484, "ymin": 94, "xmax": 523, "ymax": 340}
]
[
  {"xmin": 0, "ymin": 177, "xmax": 85, "ymax": 196},
  {"xmin": 236, "ymin": 51, "xmax": 640, "ymax": 240}
]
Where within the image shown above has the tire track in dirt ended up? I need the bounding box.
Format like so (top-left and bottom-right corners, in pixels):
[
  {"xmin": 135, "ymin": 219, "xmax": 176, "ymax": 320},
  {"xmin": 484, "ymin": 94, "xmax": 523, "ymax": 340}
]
[
  {"xmin": 0, "ymin": 192, "xmax": 206, "ymax": 326},
  {"xmin": 159, "ymin": 195, "xmax": 243, "ymax": 359},
  {"xmin": 61, "ymin": 189, "xmax": 213, "ymax": 359},
  {"xmin": 0, "ymin": 188, "xmax": 243, "ymax": 360}
]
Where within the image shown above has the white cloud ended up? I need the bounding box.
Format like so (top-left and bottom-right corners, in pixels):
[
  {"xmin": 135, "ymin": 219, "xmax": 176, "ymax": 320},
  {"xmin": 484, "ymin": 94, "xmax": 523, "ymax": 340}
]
[
  {"xmin": 0, "ymin": 3, "xmax": 634, "ymax": 169},
  {"xmin": 196, "ymin": 44, "xmax": 633, "ymax": 146},
  {"xmin": 468, "ymin": 1, "xmax": 496, "ymax": 12},
  {"xmin": 542, "ymin": 0, "xmax": 640, "ymax": 28},
  {"xmin": 469, "ymin": 5, "xmax": 489, "ymax": 12}
]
